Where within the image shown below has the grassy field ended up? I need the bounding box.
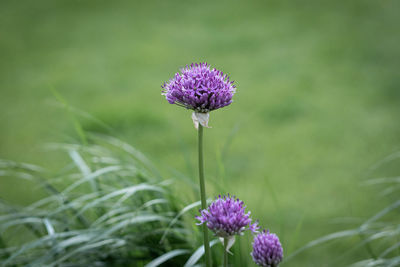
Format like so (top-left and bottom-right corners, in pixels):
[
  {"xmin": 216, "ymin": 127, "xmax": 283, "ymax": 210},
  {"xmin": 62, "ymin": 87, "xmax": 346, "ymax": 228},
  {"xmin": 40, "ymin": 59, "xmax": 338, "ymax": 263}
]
[{"xmin": 1, "ymin": 0, "xmax": 399, "ymax": 266}]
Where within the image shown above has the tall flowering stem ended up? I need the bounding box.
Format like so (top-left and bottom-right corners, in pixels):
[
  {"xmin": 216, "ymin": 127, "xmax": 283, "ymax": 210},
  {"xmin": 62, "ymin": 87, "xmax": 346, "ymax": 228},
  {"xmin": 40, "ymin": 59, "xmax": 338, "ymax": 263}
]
[
  {"xmin": 223, "ymin": 238, "xmax": 228, "ymax": 267},
  {"xmin": 162, "ymin": 63, "xmax": 237, "ymax": 267},
  {"xmin": 198, "ymin": 124, "xmax": 212, "ymax": 267}
]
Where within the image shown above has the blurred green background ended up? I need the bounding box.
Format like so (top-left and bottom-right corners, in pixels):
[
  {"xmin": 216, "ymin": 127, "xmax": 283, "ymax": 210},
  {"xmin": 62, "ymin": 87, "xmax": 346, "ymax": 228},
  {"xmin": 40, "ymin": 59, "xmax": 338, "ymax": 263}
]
[{"xmin": 1, "ymin": 0, "xmax": 399, "ymax": 266}]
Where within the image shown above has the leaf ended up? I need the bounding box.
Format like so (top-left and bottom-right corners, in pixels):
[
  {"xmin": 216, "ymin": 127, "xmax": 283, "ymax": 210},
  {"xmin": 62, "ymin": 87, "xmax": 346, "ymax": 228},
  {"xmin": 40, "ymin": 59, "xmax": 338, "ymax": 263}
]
[
  {"xmin": 183, "ymin": 239, "xmax": 219, "ymax": 267},
  {"xmin": 287, "ymin": 213, "xmax": 305, "ymax": 255},
  {"xmin": 219, "ymin": 236, "xmax": 235, "ymax": 254},
  {"xmin": 363, "ymin": 176, "xmax": 400, "ymax": 186},
  {"xmin": 56, "ymin": 234, "xmax": 96, "ymax": 249},
  {"xmin": 43, "ymin": 218, "xmax": 55, "ymax": 235},
  {"xmin": 160, "ymin": 201, "xmax": 202, "ymax": 243},
  {"xmin": 380, "ymin": 241, "xmax": 400, "ymax": 257},
  {"xmin": 360, "ymin": 200, "xmax": 400, "ymax": 229},
  {"xmin": 379, "ymin": 184, "xmax": 400, "ymax": 197},
  {"xmin": 62, "ymin": 165, "xmax": 122, "ymax": 194},
  {"xmin": 1, "ymin": 217, "xmax": 44, "ymax": 232},
  {"xmin": 47, "ymin": 238, "xmax": 125, "ymax": 266},
  {"xmin": 49, "ymin": 100, "xmax": 113, "ymax": 133},
  {"xmin": 0, "ymin": 170, "xmax": 34, "ymax": 180},
  {"xmin": 49, "ymin": 192, "xmax": 98, "ymax": 217},
  {"xmin": 0, "ymin": 160, "xmax": 44, "ymax": 173},
  {"xmin": 69, "ymin": 150, "xmax": 91, "ymax": 176},
  {"xmin": 89, "ymin": 133, "xmax": 161, "ymax": 178},
  {"xmin": 27, "ymin": 195, "xmax": 61, "ymax": 210},
  {"xmin": 145, "ymin": 249, "xmax": 190, "ymax": 267},
  {"xmin": 285, "ymin": 230, "xmax": 360, "ymax": 261},
  {"xmin": 51, "ymin": 88, "xmax": 87, "ymax": 145},
  {"xmin": 97, "ymin": 214, "xmax": 170, "ymax": 240},
  {"xmin": 91, "ymin": 206, "xmax": 131, "ymax": 226},
  {"xmin": 350, "ymin": 256, "xmax": 400, "ymax": 267},
  {"xmin": 69, "ymin": 149, "xmax": 100, "ymax": 193},
  {"xmin": 76, "ymin": 184, "xmax": 163, "ymax": 216},
  {"xmin": 3, "ymin": 231, "xmax": 81, "ymax": 265},
  {"xmin": 368, "ymin": 151, "xmax": 400, "ymax": 172}
]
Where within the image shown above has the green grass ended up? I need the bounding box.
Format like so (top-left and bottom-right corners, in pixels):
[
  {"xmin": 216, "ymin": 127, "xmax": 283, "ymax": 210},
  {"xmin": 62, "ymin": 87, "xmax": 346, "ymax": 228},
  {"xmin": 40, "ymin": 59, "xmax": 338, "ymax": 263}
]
[
  {"xmin": 0, "ymin": 0, "xmax": 399, "ymax": 266},
  {"xmin": 0, "ymin": 136, "xmax": 200, "ymax": 266}
]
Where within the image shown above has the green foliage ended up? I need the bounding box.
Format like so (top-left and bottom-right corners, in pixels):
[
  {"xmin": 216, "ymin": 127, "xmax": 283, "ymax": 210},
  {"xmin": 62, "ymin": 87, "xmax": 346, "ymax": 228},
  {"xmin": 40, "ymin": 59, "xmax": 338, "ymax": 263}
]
[
  {"xmin": 287, "ymin": 153, "xmax": 400, "ymax": 267},
  {"xmin": 0, "ymin": 135, "xmax": 199, "ymax": 266}
]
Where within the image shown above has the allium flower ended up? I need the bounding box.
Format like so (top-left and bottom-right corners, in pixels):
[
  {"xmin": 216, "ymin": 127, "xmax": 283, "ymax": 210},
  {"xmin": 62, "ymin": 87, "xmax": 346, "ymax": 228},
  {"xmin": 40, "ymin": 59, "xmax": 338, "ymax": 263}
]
[
  {"xmin": 196, "ymin": 195, "xmax": 259, "ymax": 238},
  {"xmin": 161, "ymin": 63, "xmax": 236, "ymax": 128},
  {"xmin": 162, "ymin": 63, "xmax": 236, "ymax": 112},
  {"xmin": 251, "ymin": 230, "xmax": 283, "ymax": 267}
]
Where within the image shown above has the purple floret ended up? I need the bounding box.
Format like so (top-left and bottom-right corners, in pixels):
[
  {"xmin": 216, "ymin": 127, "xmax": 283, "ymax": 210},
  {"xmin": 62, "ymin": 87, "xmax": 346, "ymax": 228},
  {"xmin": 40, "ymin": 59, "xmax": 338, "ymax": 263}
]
[
  {"xmin": 196, "ymin": 195, "xmax": 259, "ymax": 237},
  {"xmin": 161, "ymin": 63, "xmax": 236, "ymax": 113},
  {"xmin": 251, "ymin": 230, "xmax": 283, "ymax": 267}
]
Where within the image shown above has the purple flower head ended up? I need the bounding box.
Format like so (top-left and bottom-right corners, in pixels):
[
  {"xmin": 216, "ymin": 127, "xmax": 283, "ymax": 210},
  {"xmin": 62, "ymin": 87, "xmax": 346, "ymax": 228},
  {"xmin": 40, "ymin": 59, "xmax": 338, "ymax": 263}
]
[
  {"xmin": 251, "ymin": 230, "xmax": 283, "ymax": 267},
  {"xmin": 161, "ymin": 63, "xmax": 236, "ymax": 113},
  {"xmin": 196, "ymin": 194, "xmax": 259, "ymax": 238}
]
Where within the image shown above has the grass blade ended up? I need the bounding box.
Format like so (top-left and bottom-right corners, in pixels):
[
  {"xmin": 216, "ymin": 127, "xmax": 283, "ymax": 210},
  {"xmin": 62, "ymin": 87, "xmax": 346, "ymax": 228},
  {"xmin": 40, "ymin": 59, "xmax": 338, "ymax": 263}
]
[
  {"xmin": 145, "ymin": 249, "xmax": 190, "ymax": 267},
  {"xmin": 285, "ymin": 230, "xmax": 359, "ymax": 261},
  {"xmin": 160, "ymin": 200, "xmax": 202, "ymax": 243},
  {"xmin": 183, "ymin": 239, "xmax": 218, "ymax": 267}
]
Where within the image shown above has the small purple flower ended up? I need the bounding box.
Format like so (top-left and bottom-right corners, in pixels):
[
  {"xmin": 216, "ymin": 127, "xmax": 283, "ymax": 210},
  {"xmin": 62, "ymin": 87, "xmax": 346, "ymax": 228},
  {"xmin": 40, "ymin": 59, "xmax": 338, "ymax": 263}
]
[
  {"xmin": 196, "ymin": 195, "xmax": 259, "ymax": 238},
  {"xmin": 161, "ymin": 63, "xmax": 236, "ymax": 113},
  {"xmin": 251, "ymin": 230, "xmax": 283, "ymax": 267}
]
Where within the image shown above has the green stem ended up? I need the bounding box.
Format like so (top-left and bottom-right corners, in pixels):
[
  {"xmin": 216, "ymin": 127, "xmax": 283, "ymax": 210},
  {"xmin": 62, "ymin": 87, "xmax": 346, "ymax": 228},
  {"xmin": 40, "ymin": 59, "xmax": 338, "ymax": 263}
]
[
  {"xmin": 223, "ymin": 238, "xmax": 228, "ymax": 267},
  {"xmin": 198, "ymin": 125, "xmax": 211, "ymax": 267}
]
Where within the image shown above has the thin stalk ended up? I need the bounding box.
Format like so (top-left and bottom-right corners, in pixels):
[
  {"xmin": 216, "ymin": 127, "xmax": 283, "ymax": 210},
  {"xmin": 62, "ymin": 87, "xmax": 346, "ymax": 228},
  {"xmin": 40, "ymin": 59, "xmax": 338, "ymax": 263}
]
[
  {"xmin": 198, "ymin": 125, "xmax": 211, "ymax": 267},
  {"xmin": 223, "ymin": 238, "xmax": 228, "ymax": 267}
]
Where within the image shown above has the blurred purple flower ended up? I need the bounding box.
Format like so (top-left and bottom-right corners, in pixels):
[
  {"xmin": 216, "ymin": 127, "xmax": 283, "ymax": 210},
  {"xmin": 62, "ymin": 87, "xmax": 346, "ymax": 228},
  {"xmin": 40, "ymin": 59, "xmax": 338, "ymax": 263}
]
[
  {"xmin": 251, "ymin": 230, "xmax": 283, "ymax": 267},
  {"xmin": 196, "ymin": 194, "xmax": 259, "ymax": 238},
  {"xmin": 161, "ymin": 63, "xmax": 236, "ymax": 113}
]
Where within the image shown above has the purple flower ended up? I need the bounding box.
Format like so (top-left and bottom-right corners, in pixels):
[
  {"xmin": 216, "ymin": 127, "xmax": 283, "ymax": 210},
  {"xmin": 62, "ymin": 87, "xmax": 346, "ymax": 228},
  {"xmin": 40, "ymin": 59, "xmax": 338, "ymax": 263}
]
[
  {"xmin": 161, "ymin": 63, "xmax": 236, "ymax": 113},
  {"xmin": 196, "ymin": 195, "xmax": 259, "ymax": 238},
  {"xmin": 251, "ymin": 230, "xmax": 283, "ymax": 267}
]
